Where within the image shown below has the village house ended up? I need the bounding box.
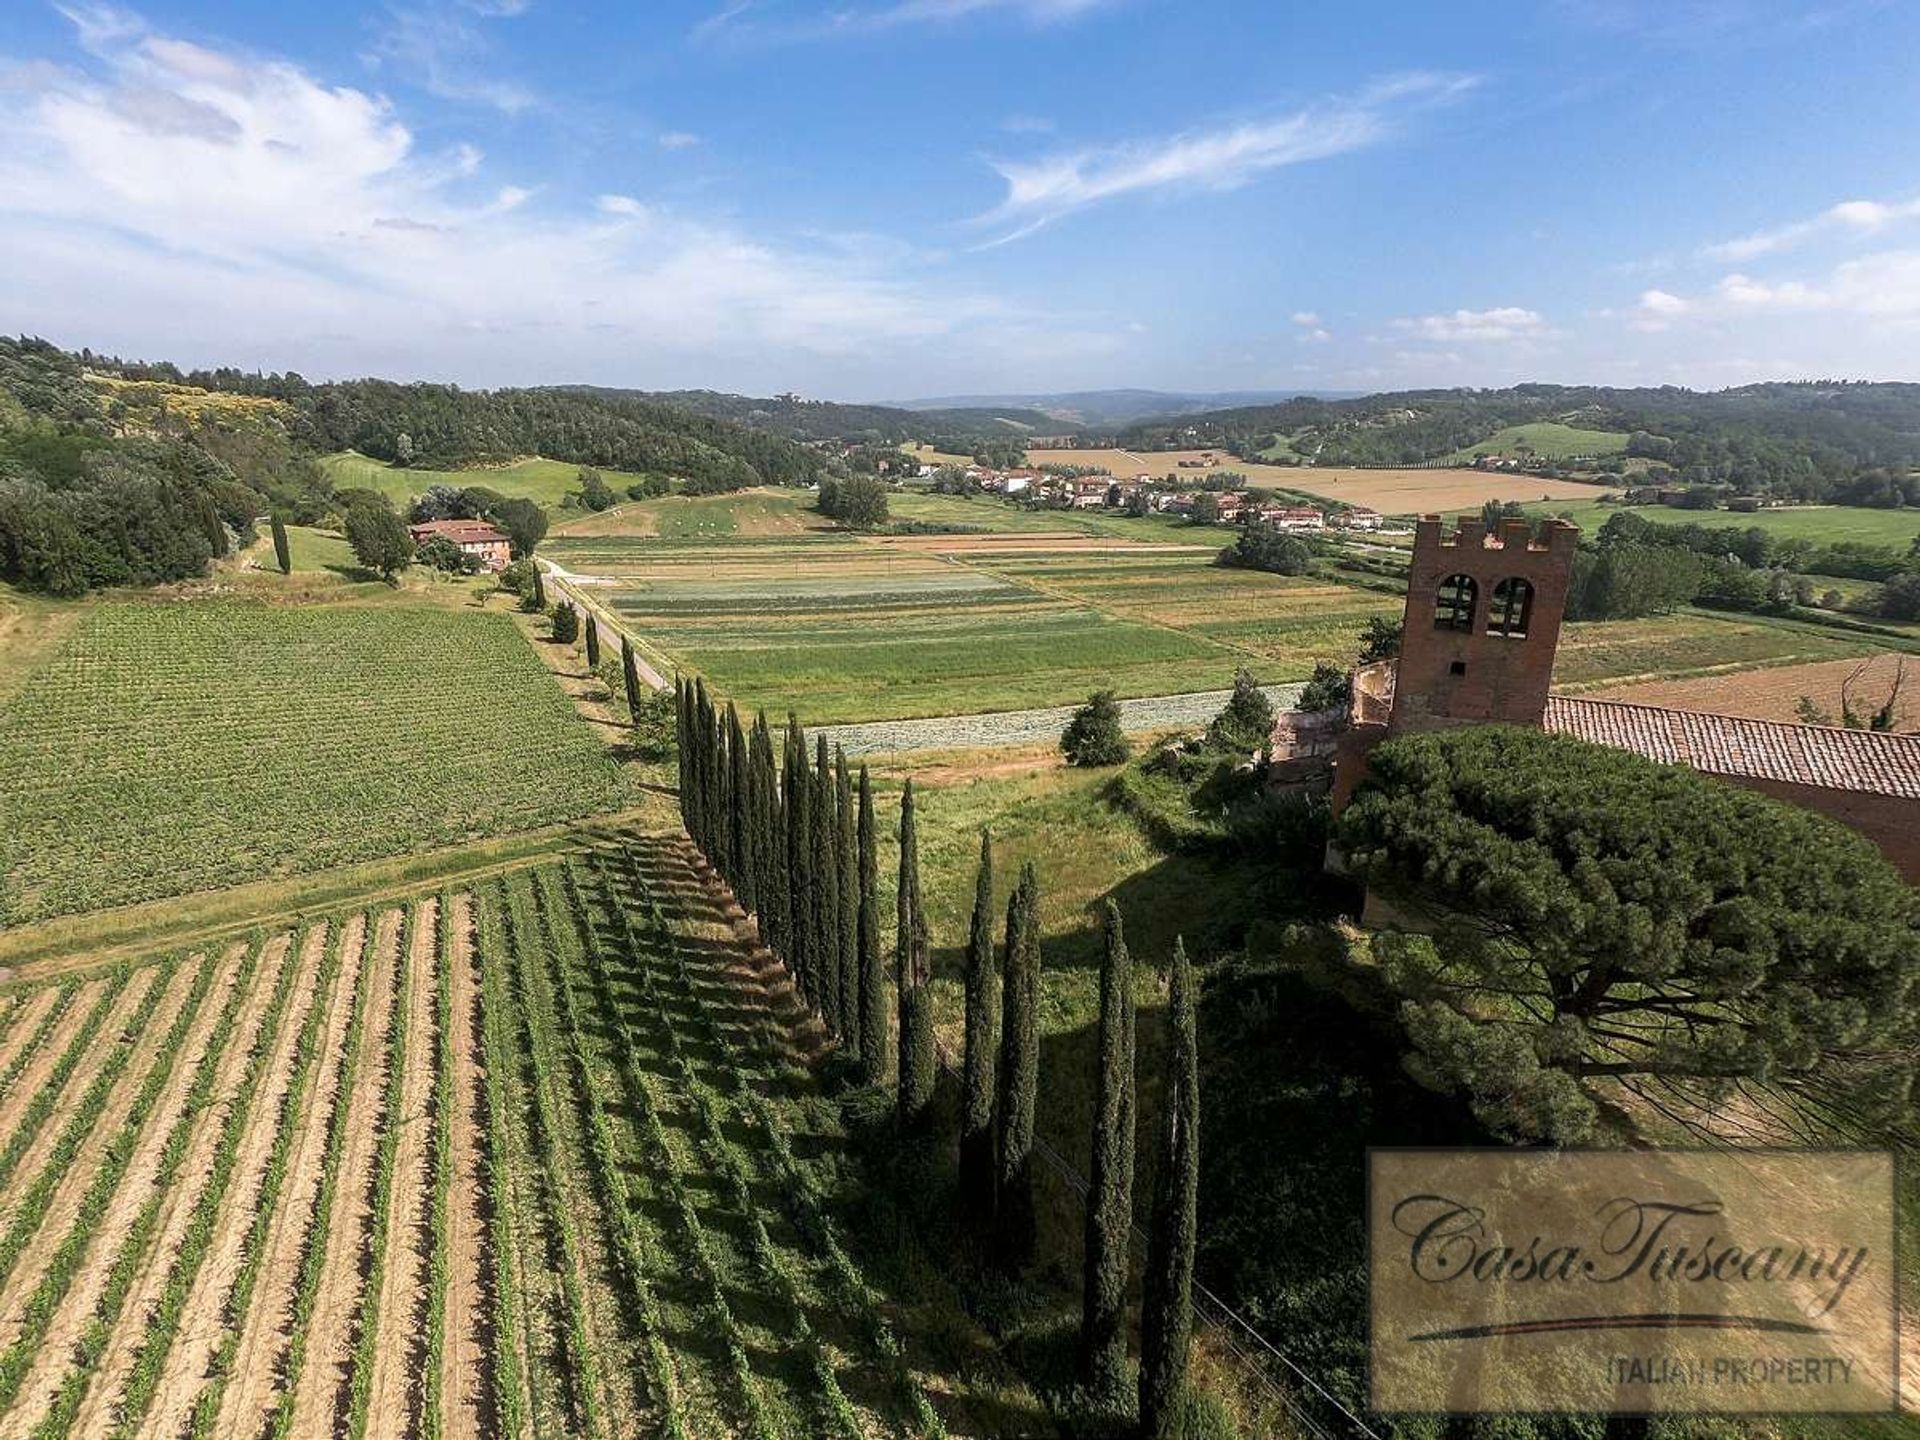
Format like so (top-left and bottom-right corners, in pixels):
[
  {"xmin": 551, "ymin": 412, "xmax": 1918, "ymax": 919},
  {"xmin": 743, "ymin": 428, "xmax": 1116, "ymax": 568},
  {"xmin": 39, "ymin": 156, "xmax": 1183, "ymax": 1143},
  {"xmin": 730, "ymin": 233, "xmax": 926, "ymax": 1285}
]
[
  {"xmin": 1269, "ymin": 505, "xmax": 1325, "ymax": 532},
  {"xmin": 1214, "ymin": 493, "xmax": 1246, "ymax": 522},
  {"xmin": 407, "ymin": 518, "xmax": 512, "ymax": 572},
  {"xmin": 1331, "ymin": 506, "xmax": 1382, "ymax": 531},
  {"xmin": 1066, "ymin": 476, "xmax": 1115, "ymax": 509}
]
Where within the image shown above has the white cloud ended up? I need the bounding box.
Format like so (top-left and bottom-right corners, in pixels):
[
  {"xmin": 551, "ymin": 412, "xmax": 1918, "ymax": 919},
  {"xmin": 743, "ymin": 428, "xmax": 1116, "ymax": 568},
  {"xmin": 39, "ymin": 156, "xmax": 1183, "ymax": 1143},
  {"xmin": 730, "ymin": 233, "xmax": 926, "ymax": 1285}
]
[
  {"xmin": 1290, "ymin": 310, "xmax": 1321, "ymax": 327},
  {"xmin": 692, "ymin": 0, "xmax": 1116, "ymax": 45},
  {"xmin": 976, "ymin": 73, "xmax": 1476, "ymax": 241},
  {"xmin": 1393, "ymin": 306, "xmax": 1546, "ymax": 342},
  {"xmin": 0, "ymin": 11, "xmax": 1052, "ymax": 392},
  {"xmin": 365, "ymin": 2, "xmax": 534, "ymax": 113},
  {"xmin": 1702, "ymin": 194, "xmax": 1920, "ymax": 262},
  {"xmin": 657, "ymin": 130, "xmax": 701, "ymax": 149},
  {"xmin": 1713, "ymin": 251, "xmax": 1920, "ymax": 316},
  {"xmin": 1290, "ymin": 311, "xmax": 1330, "ymax": 342},
  {"xmin": 1629, "ymin": 287, "xmax": 1689, "ymax": 331}
]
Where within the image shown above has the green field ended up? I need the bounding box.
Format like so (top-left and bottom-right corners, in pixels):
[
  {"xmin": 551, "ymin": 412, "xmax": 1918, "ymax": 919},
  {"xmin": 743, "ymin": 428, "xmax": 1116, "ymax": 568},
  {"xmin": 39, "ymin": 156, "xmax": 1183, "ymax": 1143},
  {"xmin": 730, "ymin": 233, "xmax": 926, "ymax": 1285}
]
[
  {"xmin": 0, "ymin": 600, "xmax": 632, "ymax": 923},
  {"xmin": 322, "ymin": 451, "xmax": 655, "ymax": 511},
  {"xmin": 1442, "ymin": 421, "xmax": 1630, "ymax": 464},
  {"xmin": 1507, "ymin": 499, "xmax": 1920, "ymax": 550}
]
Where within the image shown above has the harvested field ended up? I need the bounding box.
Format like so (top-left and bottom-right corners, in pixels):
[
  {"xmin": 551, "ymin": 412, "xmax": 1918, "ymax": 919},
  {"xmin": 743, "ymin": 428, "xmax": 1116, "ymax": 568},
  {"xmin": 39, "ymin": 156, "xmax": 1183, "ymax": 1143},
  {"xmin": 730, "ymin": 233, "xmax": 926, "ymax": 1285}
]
[
  {"xmin": 1589, "ymin": 651, "xmax": 1916, "ymax": 728},
  {"xmin": 1549, "ymin": 612, "xmax": 1870, "ymax": 689}
]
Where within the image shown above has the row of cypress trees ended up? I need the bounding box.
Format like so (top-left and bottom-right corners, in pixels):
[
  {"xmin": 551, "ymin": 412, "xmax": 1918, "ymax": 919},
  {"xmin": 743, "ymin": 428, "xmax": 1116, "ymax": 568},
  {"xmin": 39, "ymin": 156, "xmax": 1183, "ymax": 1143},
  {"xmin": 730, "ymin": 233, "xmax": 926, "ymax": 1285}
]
[{"xmin": 676, "ymin": 678, "xmax": 1199, "ymax": 1437}]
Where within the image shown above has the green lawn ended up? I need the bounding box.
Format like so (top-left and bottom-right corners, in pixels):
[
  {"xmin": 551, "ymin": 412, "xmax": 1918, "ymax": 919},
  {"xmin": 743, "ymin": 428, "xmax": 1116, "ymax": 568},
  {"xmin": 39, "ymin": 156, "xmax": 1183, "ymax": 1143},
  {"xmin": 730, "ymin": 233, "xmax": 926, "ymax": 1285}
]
[
  {"xmin": 322, "ymin": 450, "xmax": 655, "ymax": 511},
  {"xmin": 1507, "ymin": 499, "xmax": 1920, "ymax": 549},
  {"xmin": 0, "ymin": 599, "xmax": 632, "ymax": 924},
  {"xmin": 1441, "ymin": 421, "xmax": 1629, "ymax": 464}
]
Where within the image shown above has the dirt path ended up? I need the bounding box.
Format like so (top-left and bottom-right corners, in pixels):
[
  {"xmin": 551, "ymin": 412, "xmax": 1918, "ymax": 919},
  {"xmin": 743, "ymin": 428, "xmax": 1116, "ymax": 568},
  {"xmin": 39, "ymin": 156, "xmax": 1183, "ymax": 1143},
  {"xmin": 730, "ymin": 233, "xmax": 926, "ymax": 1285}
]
[
  {"xmin": 364, "ymin": 899, "xmax": 441, "ymax": 1439},
  {"xmin": 0, "ymin": 978, "xmax": 105, "ymax": 1132},
  {"xmin": 50, "ymin": 933, "xmax": 295, "ymax": 1440},
  {"xmin": 0, "ymin": 962, "xmax": 186, "ymax": 1347},
  {"xmin": 0, "ymin": 944, "xmax": 247, "ymax": 1439},
  {"xmin": 440, "ymin": 892, "xmax": 496, "ymax": 1440},
  {"xmin": 0, "ymin": 989, "xmax": 58, "ymax": 1077},
  {"xmin": 136, "ymin": 925, "xmax": 332, "ymax": 1439},
  {"xmin": 0, "ymin": 964, "xmax": 162, "ymax": 1218},
  {"xmin": 214, "ymin": 915, "xmax": 370, "ymax": 1439},
  {"xmin": 284, "ymin": 907, "xmax": 403, "ymax": 1438}
]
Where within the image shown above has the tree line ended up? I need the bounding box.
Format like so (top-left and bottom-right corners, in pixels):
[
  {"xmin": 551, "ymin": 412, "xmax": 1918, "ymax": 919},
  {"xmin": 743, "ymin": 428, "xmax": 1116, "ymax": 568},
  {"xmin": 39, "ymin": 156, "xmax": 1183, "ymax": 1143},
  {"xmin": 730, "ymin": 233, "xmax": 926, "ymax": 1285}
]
[{"xmin": 674, "ymin": 677, "xmax": 1203, "ymax": 1436}]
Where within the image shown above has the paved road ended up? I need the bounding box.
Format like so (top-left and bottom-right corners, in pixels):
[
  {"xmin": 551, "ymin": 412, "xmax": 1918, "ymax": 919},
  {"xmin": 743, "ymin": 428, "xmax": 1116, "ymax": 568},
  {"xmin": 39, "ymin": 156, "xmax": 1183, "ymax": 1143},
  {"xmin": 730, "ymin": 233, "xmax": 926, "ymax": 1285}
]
[{"xmin": 811, "ymin": 684, "xmax": 1305, "ymax": 757}]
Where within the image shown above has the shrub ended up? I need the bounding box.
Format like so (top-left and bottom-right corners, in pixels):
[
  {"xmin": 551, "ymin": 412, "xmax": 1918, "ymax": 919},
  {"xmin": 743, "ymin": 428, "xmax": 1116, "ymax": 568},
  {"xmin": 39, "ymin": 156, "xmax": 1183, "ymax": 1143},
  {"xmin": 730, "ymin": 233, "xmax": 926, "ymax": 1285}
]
[
  {"xmin": 497, "ymin": 558, "xmax": 534, "ymax": 594},
  {"xmin": 1295, "ymin": 662, "xmax": 1351, "ymax": 714},
  {"xmin": 1219, "ymin": 520, "xmax": 1314, "ymax": 575},
  {"xmin": 550, "ymin": 600, "xmax": 580, "ymax": 644},
  {"xmin": 630, "ymin": 687, "xmax": 676, "ymax": 760},
  {"xmin": 417, "ymin": 536, "xmax": 480, "ymax": 574},
  {"xmin": 1061, "ymin": 690, "xmax": 1131, "ymax": 767},
  {"xmin": 1205, "ymin": 667, "xmax": 1274, "ymax": 752}
]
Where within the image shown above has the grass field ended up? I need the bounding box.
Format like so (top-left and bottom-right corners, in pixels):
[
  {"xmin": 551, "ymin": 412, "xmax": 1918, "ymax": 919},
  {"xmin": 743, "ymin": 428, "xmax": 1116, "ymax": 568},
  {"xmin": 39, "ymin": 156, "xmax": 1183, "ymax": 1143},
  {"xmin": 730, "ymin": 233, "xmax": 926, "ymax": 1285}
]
[
  {"xmin": 0, "ymin": 850, "xmax": 997, "ymax": 1439},
  {"xmin": 322, "ymin": 452, "xmax": 656, "ymax": 512},
  {"xmin": 1550, "ymin": 611, "xmax": 1871, "ymax": 688},
  {"xmin": 552, "ymin": 486, "xmax": 838, "ymax": 540},
  {"xmin": 1440, "ymin": 421, "xmax": 1630, "ymax": 464},
  {"xmin": 1506, "ymin": 499, "xmax": 1920, "ymax": 549},
  {"xmin": 0, "ymin": 601, "xmax": 632, "ymax": 924}
]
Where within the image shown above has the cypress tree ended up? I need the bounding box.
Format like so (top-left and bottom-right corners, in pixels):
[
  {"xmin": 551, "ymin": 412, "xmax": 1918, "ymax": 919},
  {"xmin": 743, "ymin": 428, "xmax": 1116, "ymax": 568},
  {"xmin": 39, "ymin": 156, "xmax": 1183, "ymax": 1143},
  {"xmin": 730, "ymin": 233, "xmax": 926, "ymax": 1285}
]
[
  {"xmin": 270, "ymin": 513, "xmax": 291, "ymax": 574},
  {"xmin": 674, "ymin": 676, "xmax": 691, "ymax": 827},
  {"xmin": 1140, "ymin": 938, "xmax": 1199, "ymax": 1440},
  {"xmin": 729, "ymin": 704, "xmax": 752, "ymax": 912},
  {"xmin": 857, "ymin": 766, "xmax": 886, "ymax": 1086},
  {"xmin": 959, "ymin": 830, "xmax": 999, "ymax": 1223},
  {"xmin": 532, "ymin": 566, "xmax": 547, "ymax": 609},
  {"xmin": 896, "ymin": 780, "xmax": 935, "ymax": 1126},
  {"xmin": 756, "ymin": 715, "xmax": 784, "ymax": 955},
  {"xmin": 835, "ymin": 749, "xmax": 859, "ymax": 1060},
  {"xmin": 995, "ymin": 863, "xmax": 1041, "ymax": 1269},
  {"xmin": 711, "ymin": 689, "xmax": 733, "ymax": 879},
  {"xmin": 785, "ymin": 717, "xmax": 811, "ymax": 1005},
  {"xmin": 687, "ymin": 679, "xmax": 708, "ymax": 856},
  {"xmin": 814, "ymin": 733, "xmax": 842, "ymax": 1039},
  {"xmin": 584, "ymin": 613, "xmax": 600, "ymax": 670},
  {"xmin": 622, "ymin": 638, "xmax": 644, "ymax": 726},
  {"xmin": 1081, "ymin": 900, "xmax": 1137, "ymax": 1411}
]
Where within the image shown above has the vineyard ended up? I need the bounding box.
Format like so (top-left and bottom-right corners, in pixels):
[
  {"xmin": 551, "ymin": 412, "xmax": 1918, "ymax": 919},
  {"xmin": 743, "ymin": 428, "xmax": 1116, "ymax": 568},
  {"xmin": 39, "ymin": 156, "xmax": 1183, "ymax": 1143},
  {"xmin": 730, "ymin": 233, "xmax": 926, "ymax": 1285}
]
[
  {"xmin": 0, "ymin": 845, "xmax": 968, "ymax": 1439},
  {"xmin": 0, "ymin": 601, "xmax": 633, "ymax": 924}
]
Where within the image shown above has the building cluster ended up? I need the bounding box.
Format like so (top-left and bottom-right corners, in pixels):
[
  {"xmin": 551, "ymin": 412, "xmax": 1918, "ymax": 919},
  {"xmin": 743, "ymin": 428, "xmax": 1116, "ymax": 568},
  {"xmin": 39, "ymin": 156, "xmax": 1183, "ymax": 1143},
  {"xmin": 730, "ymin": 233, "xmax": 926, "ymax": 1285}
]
[
  {"xmin": 927, "ymin": 462, "xmax": 1386, "ymax": 531},
  {"xmin": 406, "ymin": 518, "xmax": 512, "ymax": 571}
]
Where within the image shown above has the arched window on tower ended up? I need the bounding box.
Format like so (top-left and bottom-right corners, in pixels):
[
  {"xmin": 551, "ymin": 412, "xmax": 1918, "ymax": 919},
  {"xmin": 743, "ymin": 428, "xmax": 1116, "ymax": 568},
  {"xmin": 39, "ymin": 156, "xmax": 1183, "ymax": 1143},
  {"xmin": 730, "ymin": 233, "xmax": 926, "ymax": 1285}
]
[
  {"xmin": 1490, "ymin": 577, "xmax": 1534, "ymax": 638},
  {"xmin": 1435, "ymin": 573, "xmax": 1477, "ymax": 632}
]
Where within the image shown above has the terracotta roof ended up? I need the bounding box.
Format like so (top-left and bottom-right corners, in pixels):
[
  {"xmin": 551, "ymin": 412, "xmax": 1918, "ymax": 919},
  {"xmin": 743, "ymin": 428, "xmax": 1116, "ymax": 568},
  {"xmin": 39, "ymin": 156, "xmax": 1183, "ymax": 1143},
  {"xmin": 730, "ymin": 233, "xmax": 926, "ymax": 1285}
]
[
  {"xmin": 409, "ymin": 519, "xmax": 508, "ymax": 545},
  {"xmin": 1543, "ymin": 696, "xmax": 1920, "ymax": 800}
]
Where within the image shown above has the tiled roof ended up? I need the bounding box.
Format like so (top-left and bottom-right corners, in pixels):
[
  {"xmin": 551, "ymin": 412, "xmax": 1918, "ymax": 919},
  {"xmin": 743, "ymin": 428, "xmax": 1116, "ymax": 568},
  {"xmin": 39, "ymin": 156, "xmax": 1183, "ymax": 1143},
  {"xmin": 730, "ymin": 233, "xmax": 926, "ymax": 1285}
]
[
  {"xmin": 1544, "ymin": 696, "xmax": 1920, "ymax": 801},
  {"xmin": 409, "ymin": 519, "xmax": 508, "ymax": 545}
]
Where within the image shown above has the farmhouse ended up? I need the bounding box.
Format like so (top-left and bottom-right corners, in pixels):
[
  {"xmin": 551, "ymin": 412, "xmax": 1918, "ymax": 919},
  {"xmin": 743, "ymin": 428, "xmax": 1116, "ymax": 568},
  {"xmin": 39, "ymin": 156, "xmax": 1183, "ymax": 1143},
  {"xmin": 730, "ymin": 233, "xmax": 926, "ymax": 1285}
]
[
  {"xmin": 1260, "ymin": 506, "xmax": 1324, "ymax": 531},
  {"xmin": 407, "ymin": 519, "xmax": 512, "ymax": 572},
  {"xmin": 1328, "ymin": 515, "xmax": 1920, "ymax": 880},
  {"xmin": 1331, "ymin": 506, "xmax": 1382, "ymax": 531}
]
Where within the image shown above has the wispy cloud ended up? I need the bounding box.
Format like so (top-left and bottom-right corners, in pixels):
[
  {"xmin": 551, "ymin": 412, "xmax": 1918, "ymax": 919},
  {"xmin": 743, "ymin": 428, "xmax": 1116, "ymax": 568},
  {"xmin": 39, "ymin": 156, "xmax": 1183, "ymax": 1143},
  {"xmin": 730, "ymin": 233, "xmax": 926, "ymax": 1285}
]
[
  {"xmin": 657, "ymin": 130, "xmax": 701, "ymax": 150},
  {"xmin": 692, "ymin": 0, "xmax": 1118, "ymax": 46},
  {"xmin": 1393, "ymin": 307, "xmax": 1546, "ymax": 342},
  {"xmin": 973, "ymin": 73, "xmax": 1476, "ymax": 242},
  {"xmin": 1702, "ymin": 194, "xmax": 1920, "ymax": 262},
  {"xmin": 365, "ymin": 1, "xmax": 533, "ymax": 113},
  {"xmin": 1290, "ymin": 311, "xmax": 1330, "ymax": 341}
]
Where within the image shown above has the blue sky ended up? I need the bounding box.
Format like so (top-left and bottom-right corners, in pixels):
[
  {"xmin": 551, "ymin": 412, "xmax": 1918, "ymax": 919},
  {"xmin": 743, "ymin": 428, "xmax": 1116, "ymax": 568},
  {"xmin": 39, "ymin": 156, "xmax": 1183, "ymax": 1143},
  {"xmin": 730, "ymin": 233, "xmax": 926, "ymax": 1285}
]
[{"xmin": 2, "ymin": 0, "xmax": 1918, "ymax": 399}]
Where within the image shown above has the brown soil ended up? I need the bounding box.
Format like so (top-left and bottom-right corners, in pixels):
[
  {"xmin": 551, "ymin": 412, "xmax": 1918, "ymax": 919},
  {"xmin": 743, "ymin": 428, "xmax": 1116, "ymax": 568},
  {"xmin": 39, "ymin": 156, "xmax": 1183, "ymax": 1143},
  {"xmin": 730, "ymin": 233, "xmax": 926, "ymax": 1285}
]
[
  {"xmin": 0, "ymin": 962, "xmax": 181, "ymax": 1349},
  {"xmin": 57, "ymin": 932, "xmax": 296, "ymax": 1439},
  {"xmin": 140, "ymin": 924, "xmax": 332, "ymax": 1438},
  {"xmin": 440, "ymin": 893, "xmax": 496, "ymax": 1439},
  {"xmin": 215, "ymin": 915, "xmax": 371, "ymax": 1439},
  {"xmin": 0, "ymin": 977, "xmax": 107, "ymax": 1137},
  {"xmin": 1590, "ymin": 651, "xmax": 1915, "ymax": 729},
  {"xmin": 284, "ymin": 908, "xmax": 403, "ymax": 1437},
  {"xmin": 0, "ymin": 944, "xmax": 248, "ymax": 1437},
  {"xmin": 0, "ymin": 989, "xmax": 59, "ymax": 1077},
  {"xmin": 364, "ymin": 899, "xmax": 441, "ymax": 1439}
]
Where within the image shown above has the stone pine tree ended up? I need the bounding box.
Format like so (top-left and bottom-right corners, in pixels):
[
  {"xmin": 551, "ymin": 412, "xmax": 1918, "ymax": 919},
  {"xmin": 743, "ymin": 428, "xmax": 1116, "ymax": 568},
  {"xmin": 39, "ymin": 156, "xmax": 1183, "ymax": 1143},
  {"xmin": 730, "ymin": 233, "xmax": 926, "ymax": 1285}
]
[
  {"xmin": 835, "ymin": 749, "xmax": 859, "ymax": 1061},
  {"xmin": 959, "ymin": 830, "xmax": 999, "ymax": 1223},
  {"xmin": 584, "ymin": 614, "xmax": 600, "ymax": 669},
  {"xmin": 995, "ymin": 862, "xmax": 1040, "ymax": 1268},
  {"xmin": 1082, "ymin": 901, "xmax": 1137, "ymax": 1411},
  {"xmin": 1139, "ymin": 938, "xmax": 1199, "ymax": 1439},
  {"xmin": 622, "ymin": 638, "xmax": 644, "ymax": 725},
  {"xmin": 785, "ymin": 717, "xmax": 812, "ymax": 1007},
  {"xmin": 728, "ymin": 704, "xmax": 752, "ymax": 914},
  {"xmin": 814, "ymin": 733, "xmax": 842, "ymax": 1038},
  {"xmin": 896, "ymin": 780, "xmax": 935, "ymax": 1126},
  {"xmin": 857, "ymin": 765, "xmax": 887, "ymax": 1087},
  {"xmin": 270, "ymin": 513, "xmax": 291, "ymax": 574}
]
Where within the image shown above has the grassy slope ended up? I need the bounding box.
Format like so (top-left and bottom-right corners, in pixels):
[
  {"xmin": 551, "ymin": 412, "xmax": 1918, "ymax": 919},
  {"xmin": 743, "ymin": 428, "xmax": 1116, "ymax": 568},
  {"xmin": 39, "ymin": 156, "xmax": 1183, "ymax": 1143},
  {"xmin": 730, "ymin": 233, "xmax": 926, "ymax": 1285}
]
[
  {"xmin": 1441, "ymin": 420, "xmax": 1630, "ymax": 463},
  {"xmin": 322, "ymin": 451, "xmax": 653, "ymax": 511},
  {"xmin": 1508, "ymin": 498, "xmax": 1920, "ymax": 548}
]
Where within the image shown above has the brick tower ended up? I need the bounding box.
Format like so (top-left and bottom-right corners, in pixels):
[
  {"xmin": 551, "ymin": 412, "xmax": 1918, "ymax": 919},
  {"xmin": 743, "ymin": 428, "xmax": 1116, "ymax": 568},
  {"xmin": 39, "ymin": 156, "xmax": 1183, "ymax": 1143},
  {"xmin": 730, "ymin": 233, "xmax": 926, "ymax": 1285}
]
[{"xmin": 1329, "ymin": 514, "xmax": 1579, "ymax": 812}]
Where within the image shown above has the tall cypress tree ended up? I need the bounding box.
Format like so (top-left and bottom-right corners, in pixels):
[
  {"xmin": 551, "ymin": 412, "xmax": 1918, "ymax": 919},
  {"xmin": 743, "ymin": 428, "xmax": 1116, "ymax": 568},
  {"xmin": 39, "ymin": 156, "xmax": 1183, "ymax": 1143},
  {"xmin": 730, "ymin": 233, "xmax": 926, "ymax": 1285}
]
[
  {"xmin": 689, "ymin": 680, "xmax": 710, "ymax": 858},
  {"xmin": 729, "ymin": 704, "xmax": 752, "ymax": 912},
  {"xmin": 896, "ymin": 780, "xmax": 935, "ymax": 1126},
  {"xmin": 1140, "ymin": 938, "xmax": 1200, "ymax": 1439},
  {"xmin": 712, "ymin": 690, "xmax": 734, "ymax": 880},
  {"xmin": 532, "ymin": 566, "xmax": 547, "ymax": 609},
  {"xmin": 623, "ymin": 638, "xmax": 644, "ymax": 726},
  {"xmin": 960, "ymin": 830, "xmax": 999, "ymax": 1223},
  {"xmin": 813, "ymin": 734, "xmax": 842, "ymax": 1038},
  {"xmin": 1082, "ymin": 900, "xmax": 1137, "ymax": 1410},
  {"xmin": 584, "ymin": 613, "xmax": 601, "ymax": 670},
  {"xmin": 674, "ymin": 676, "xmax": 691, "ymax": 828},
  {"xmin": 755, "ymin": 715, "xmax": 783, "ymax": 955},
  {"xmin": 835, "ymin": 749, "xmax": 859, "ymax": 1060},
  {"xmin": 785, "ymin": 716, "xmax": 811, "ymax": 1006},
  {"xmin": 270, "ymin": 513, "xmax": 291, "ymax": 574},
  {"xmin": 857, "ymin": 765, "xmax": 886, "ymax": 1086},
  {"xmin": 995, "ymin": 862, "xmax": 1041, "ymax": 1269}
]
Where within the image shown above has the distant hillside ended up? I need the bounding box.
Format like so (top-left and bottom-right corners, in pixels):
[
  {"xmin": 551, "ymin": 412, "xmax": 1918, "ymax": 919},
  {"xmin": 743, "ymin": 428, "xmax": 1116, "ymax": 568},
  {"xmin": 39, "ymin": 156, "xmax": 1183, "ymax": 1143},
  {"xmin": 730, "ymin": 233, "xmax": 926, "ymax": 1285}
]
[
  {"xmin": 1121, "ymin": 382, "xmax": 1920, "ymax": 504},
  {"xmin": 895, "ymin": 388, "xmax": 1362, "ymax": 430},
  {"xmin": 558, "ymin": 386, "xmax": 1058, "ymax": 443}
]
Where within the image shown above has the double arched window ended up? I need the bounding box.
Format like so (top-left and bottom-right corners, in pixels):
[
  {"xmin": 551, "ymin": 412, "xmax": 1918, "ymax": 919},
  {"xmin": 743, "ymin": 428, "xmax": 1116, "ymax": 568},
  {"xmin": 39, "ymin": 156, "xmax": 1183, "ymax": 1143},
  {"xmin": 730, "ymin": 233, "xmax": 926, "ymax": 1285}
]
[
  {"xmin": 1434, "ymin": 573, "xmax": 1477, "ymax": 632},
  {"xmin": 1490, "ymin": 577, "xmax": 1534, "ymax": 638}
]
